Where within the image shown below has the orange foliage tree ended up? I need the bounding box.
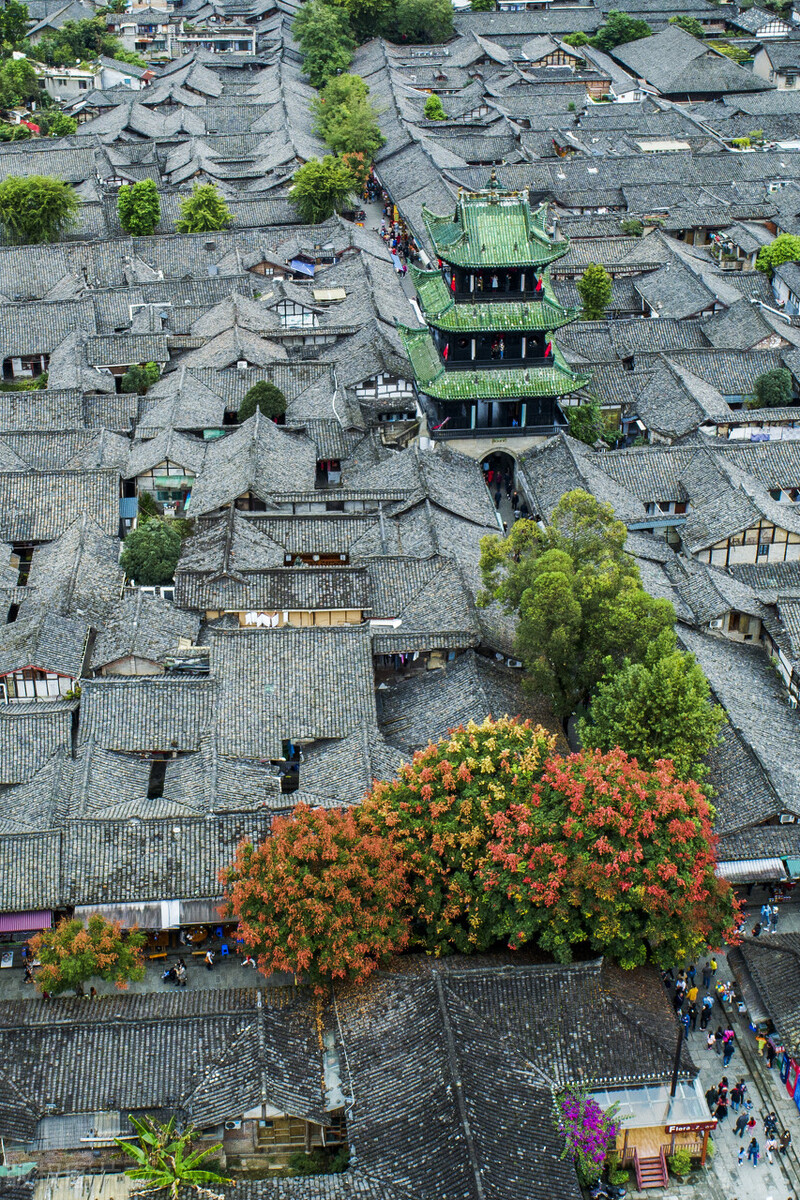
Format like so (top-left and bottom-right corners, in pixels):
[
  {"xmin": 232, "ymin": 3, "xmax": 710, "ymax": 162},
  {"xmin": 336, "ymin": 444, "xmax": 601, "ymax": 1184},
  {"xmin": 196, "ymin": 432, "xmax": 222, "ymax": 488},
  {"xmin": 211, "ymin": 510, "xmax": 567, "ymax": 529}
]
[
  {"xmin": 221, "ymin": 804, "xmax": 409, "ymax": 993},
  {"xmin": 360, "ymin": 717, "xmax": 556, "ymax": 955},
  {"xmin": 30, "ymin": 914, "xmax": 146, "ymax": 996},
  {"xmin": 479, "ymin": 747, "xmax": 738, "ymax": 967}
]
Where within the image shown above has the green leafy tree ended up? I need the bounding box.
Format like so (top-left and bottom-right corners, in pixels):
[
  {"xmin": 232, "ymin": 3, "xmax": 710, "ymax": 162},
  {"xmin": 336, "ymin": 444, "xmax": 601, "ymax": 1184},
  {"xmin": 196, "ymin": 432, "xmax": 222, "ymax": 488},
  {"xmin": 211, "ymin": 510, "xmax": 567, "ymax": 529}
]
[
  {"xmin": 360, "ymin": 717, "xmax": 557, "ymax": 955},
  {"xmin": 391, "ymin": 0, "xmax": 454, "ymax": 43},
  {"xmin": 0, "ymin": 57, "xmax": 37, "ymax": 108},
  {"xmin": 44, "ymin": 111, "xmax": 78, "ymax": 136},
  {"xmin": 120, "ymin": 517, "xmax": 181, "ymax": 586},
  {"xmin": 313, "ymin": 73, "xmax": 384, "ymax": 159},
  {"xmin": 118, "ymin": 178, "xmax": 161, "ymax": 236},
  {"xmin": 121, "ymin": 361, "xmax": 160, "ymax": 394},
  {"xmin": 111, "ymin": 47, "xmax": 148, "ymax": 67},
  {"xmin": 294, "ymin": 0, "xmax": 355, "ymax": 87},
  {"xmin": 29, "ymin": 914, "xmax": 145, "ymax": 997},
  {"xmin": 579, "ymin": 632, "xmax": 725, "ymax": 780},
  {"xmin": 238, "ymin": 380, "xmax": 286, "ymax": 422},
  {"xmin": 471, "ymin": 0, "xmax": 495, "ymax": 9},
  {"xmin": 748, "ymin": 367, "xmax": 794, "ymax": 408},
  {"xmin": 563, "ymin": 31, "xmax": 590, "ymax": 45},
  {"xmin": 576, "ymin": 262, "xmax": 612, "ymax": 319},
  {"xmin": 424, "ymin": 93, "xmax": 447, "ymax": 120},
  {"xmin": 669, "ymin": 13, "xmax": 704, "ymax": 36},
  {"xmin": 592, "ymin": 10, "xmax": 652, "ymax": 51},
  {"xmin": 176, "ymin": 182, "xmax": 232, "ymax": 233},
  {"xmin": 567, "ymin": 398, "xmax": 616, "ymax": 447},
  {"xmin": 480, "ymin": 748, "xmax": 737, "ymax": 966},
  {"xmin": 756, "ymin": 233, "xmax": 800, "ymax": 275},
  {"xmin": 0, "ymin": 121, "xmax": 28, "ymax": 139},
  {"xmin": 0, "ymin": 174, "xmax": 78, "ymax": 244},
  {"xmin": 289, "ymin": 156, "xmax": 356, "ymax": 223},
  {"xmin": 35, "ymin": 17, "xmax": 121, "ymax": 65},
  {"xmin": 478, "ymin": 490, "xmax": 675, "ymax": 718},
  {"xmin": 331, "ymin": 0, "xmax": 392, "ymax": 41},
  {"xmin": 620, "ymin": 217, "xmax": 643, "ymax": 236},
  {"xmin": 222, "ymin": 804, "xmax": 409, "ymax": 993},
  {"xmin": 0, "ymin": 1, "xmax": 30, "ymax": 47},
  {"xmin": 117, "ymin": 1117, "xmax": 231, "ymax": 1199}
]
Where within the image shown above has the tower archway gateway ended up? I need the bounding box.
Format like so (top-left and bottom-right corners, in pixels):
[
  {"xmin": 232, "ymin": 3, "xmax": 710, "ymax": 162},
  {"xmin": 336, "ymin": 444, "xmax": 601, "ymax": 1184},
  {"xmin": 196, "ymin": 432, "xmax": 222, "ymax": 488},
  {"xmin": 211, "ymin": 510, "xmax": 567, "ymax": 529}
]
[{"xmin": 399, "ymin": 172, "xmax": 590, "ymax": 440}]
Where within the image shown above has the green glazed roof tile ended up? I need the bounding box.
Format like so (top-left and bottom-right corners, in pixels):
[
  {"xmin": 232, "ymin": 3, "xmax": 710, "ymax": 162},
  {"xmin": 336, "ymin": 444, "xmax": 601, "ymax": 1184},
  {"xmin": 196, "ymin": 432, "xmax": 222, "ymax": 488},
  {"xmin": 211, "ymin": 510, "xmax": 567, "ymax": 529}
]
[
  {"xmin": 398, "ymin": 325, "xmax": 590, "ymax": 400},
  {"xmin": 423, "ymin": 186, "xmax": 570, "ymax": 270},
  {"xmin": 410, "ymin": 265, "xmax": 579, "ymax": 332}
]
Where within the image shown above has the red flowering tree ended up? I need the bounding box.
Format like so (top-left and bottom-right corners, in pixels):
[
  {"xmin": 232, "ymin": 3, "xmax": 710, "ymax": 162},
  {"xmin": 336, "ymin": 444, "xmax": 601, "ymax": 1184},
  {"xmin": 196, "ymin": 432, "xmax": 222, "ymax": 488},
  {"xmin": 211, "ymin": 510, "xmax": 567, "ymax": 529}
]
[
  {"xmin": 221, "ymin": 804, "xmax": 408, "ymax": 994},
  {"xmin": 361, "ymin": 717, "xmax": 557, "ymax": 955},
  {"xmin": 480, "ymin": 748, "xmax": 737, "ymax": 967}
]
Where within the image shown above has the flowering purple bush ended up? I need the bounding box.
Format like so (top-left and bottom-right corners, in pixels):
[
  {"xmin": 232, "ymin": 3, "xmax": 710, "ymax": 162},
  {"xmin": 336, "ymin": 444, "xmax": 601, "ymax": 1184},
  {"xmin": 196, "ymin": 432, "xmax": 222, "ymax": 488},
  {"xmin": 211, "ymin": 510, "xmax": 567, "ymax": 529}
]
[{"xmin": 554, "ymin": 1089, "xmax": 621, "ymax": 1183}]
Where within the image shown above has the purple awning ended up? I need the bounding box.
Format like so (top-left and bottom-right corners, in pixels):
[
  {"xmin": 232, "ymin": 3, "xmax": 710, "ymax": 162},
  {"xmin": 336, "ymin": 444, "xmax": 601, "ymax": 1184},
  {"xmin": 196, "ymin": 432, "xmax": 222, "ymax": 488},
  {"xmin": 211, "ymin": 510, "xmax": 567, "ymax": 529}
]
[{"xmin": 0, "ymin": 910, "xmax": 52, "ymax": 933}]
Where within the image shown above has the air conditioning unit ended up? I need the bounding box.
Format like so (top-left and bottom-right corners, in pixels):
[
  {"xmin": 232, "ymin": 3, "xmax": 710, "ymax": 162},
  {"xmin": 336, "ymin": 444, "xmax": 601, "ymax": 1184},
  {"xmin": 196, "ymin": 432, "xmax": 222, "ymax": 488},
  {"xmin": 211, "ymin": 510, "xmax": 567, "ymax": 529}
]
[
  {"xmin": 236, "ymin": 360, "xmax": 248, "ymax": 369},
  {"xmin": 225, "ymin": 1120, "xmax": 242, "ymax": 1130},
  {"xmin": 710, "ymin": 619, "xmax": 723, "ymax": 629}
]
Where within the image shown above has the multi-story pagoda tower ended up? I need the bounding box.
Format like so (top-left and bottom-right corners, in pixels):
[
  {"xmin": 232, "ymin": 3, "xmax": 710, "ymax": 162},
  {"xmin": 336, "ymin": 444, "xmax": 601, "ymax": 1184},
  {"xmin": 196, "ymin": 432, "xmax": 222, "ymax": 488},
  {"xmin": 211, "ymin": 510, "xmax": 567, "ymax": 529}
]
[{"xmin": 399, "ymin": 172, "xmax": 589, "ymax": 439}]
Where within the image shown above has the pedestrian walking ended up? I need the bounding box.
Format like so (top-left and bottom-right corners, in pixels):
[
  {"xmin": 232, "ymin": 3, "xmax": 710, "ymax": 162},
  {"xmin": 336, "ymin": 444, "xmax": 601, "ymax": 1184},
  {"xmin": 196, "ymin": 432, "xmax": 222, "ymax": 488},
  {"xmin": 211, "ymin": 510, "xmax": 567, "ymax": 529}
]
[
  {"xmin": 746, "ymin": 1116, "xmax": 757, "ymax": 1136},
  {"xmin": 715, "ymin": 1096, "xmax": 729, "ymax": 1122},
  {"xmin": 689, "ymin": 1002, "xmax": 698, "ymax": 1031},
  {"xmin": 710, "ymin": 957, "xmax": 718, "ymax": 978},
  {"xmin": 714, "ymin": 1025, "xmax": 724, "ymax": 1054},
  {"xmin": 673, "ymin": 990, "xmax": 684, "ymax": 1013},
  {"xmin": 707, "ymin": 1030, "xmax": 717, "ymax": 1054},
  {"xmin": 780, "ymin": 1129, "xmax": 792, "ymax": 1155},
  {"xmin": 756, "ymin": 1033, "xmax": 767, "ymax": 1056},
  {"xmin": 761, "ymin": 902, "xmax": 771, "ymax": 925},
  {"xmin": 765, "ymin": 1112, "xmax": 778, "ymax": 1138},
  {"xmin": 735, "ymin": 1112, "xmax": 749, "ymax": 1138},
  {"xmin": 766, "ymin": 1040, "xmax": 777, "ymax": 1069},
  {"xmin": 706, "ymin": 1085, "xmax": 719, "ymax": 1113},
  {"xmin": 688, "ymin": 963, "xmax": 696, "ymax": 985},
  {"xmin": 723, "ymin": 1041, "xmax": 736, "ymax": 1068},
  {"xmin": 204, "ymin": 949, "xmax": 215, "ymax": 971},
  {"xmin": 731, "ymin": 1082, "xmax": 743, "ymax": 1112},
  {"xmin": 747, "ymin": 1137, "xmax": 760, "ymax": 1167},
  {"xmin": 766, "ymin": 1136, "xmax": 777, "ymax": 1164},
  {"xmin": 700, "ymin": 994, "xmax": 714, "ymax": 1029},
  {"xmin": 687, "ymin": 984, "xmax": 699, "ymax": 1005},
  {"xmin": 702, "ymin": 961, "xmax": 712, "ymax": 989},
  {"xmin": 681, "ymin": 1010, "xmax": 691, "ymax": 1037},
  {"xmin": 771, "ymin": 903, "xmax": 779, "ymax": 931},
  {"xmin": 738, "ymin": 1145, "xmax": 745, "ymax": 1165}
]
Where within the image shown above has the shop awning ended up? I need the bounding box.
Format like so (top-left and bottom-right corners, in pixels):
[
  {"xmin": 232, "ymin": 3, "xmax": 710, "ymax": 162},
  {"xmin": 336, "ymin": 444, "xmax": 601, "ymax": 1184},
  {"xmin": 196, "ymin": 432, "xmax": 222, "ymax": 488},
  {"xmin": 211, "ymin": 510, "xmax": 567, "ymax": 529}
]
[
  {"xmin": 179, "ymin": 899, "xmax": 225, "ymax": 925},
  {"xmin": 716, "ymin": 857, "xmax": 788, "ymax": 884},
  {"xmin": 74, "ymin": 900, "xmax": 181, "ymax": 929},
  {"xmin": 290, "ymin": 258, "xmax": 314, "ymax": 277},
  {"xmin": 0, "ymin": 910, "xmax": 52, "ymax": 933},
  {"xmin": 785, "ymin": 857, "xmax": 800, "ymax": 879}
]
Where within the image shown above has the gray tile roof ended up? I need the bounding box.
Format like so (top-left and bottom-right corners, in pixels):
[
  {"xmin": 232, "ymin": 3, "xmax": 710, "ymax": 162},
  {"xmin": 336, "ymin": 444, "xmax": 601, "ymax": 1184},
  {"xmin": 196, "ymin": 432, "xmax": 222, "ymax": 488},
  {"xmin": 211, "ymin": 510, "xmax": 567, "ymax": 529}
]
[
  {"xmin": 378, "ymin": 650, "xmax": 562, "ymax": 752},
  {"xmin": 90, "ymin": 591, "xmax": 201, "ymax": 671},
  {"xmin": 0, "ymin": 703, "xmax": 73, "ymax": 786},
  {"xmin": 612, "ymin": 25, "xmax": 773, "ymax": 95},
  {"xmin": 0, "ymin": 613, "xmax": 89, "ymax": 679},
  {"xmin": 79, "ymin": 676, "xmax": 218, "ymax": 753},
  {"xmin": 210, "ymin": 625, "xmax": 377, "ymax": 759},
  {"xmin": 0, "ymin": 470, "xmax": 119, "ymax": 543},
  {"xmin": 679, "ymin": 626, "xmax": 800, "ymax": 817},
  {"xmin": 187, "ymin": 412, "xmax": 318, "ymax": 516}
]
